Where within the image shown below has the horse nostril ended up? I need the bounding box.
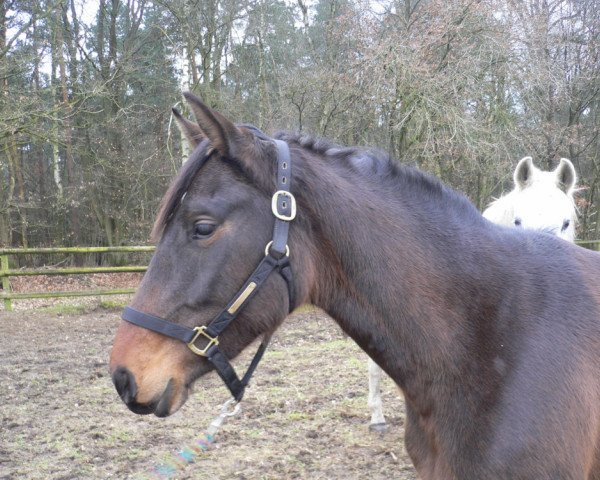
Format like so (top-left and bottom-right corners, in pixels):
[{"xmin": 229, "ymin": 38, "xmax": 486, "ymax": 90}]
[{"xmin": 112, "ymin": 366, "xmax": 138, "ymax": 404}]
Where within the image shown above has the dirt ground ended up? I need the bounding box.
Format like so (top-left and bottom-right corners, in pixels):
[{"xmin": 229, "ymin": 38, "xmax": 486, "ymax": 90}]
[{"xmin": 0, "ymin": 304, "xmax": 418, "ymax": 480}]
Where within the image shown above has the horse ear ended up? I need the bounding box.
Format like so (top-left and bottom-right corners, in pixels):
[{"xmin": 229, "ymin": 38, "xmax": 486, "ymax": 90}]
[
  {"xmin": 555, "ymin": 158, "xmax": 577, "ymax": 194},
  {"xmin": 513, "ymin": 156, "xmax": 535, "ymax": 190},
  {"xmin": 172, "ymin": 108, "xmax": 205, "ymax": 149},
  {"xmin": 183, "ymin": 92, "xmax": 245, "ymax": 158}
]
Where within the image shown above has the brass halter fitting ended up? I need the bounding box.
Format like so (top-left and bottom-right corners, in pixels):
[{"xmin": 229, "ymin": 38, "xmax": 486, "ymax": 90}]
[{"xmin": 187, "ymin": 326, "xmax": 219, "ymax": 357}]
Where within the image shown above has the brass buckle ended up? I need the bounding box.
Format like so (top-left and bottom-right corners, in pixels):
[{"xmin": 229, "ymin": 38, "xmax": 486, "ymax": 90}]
[
  {"xmin": 271, "ymin": 191, "xmax": 296, "ymax": 221},
  {"xmin": 187, "ymin": 326, "xmax": 219, "ymax": 357}
]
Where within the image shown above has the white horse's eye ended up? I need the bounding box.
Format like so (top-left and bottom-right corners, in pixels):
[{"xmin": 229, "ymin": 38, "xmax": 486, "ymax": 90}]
[
  {"xmin": 514, "ymin": 218, "xmax": 522, "ymax": 226},
  {"xmin": 561, "ymin": 219, "xmax": 570, "ymax": 232}
]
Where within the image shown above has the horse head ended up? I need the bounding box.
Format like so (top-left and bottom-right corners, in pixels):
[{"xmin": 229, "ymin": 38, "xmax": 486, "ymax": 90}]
[
  {"xmin": 109, "ymin": 93, "xmax": 313, "ymax": 416},
  {"xmin": 483, "ymin": 156, "xmax": 577, "ymax": 241}
]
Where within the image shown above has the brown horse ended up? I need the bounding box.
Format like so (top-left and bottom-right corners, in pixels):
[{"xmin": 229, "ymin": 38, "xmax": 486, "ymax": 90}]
[{"xmin": 110, "ymin": 93, "xmax": 600, "ymax": 479}]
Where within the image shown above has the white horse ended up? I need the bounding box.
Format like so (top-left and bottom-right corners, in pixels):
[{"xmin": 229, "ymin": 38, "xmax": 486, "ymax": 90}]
[
  {"xmin": 482, "ymin": 156, "xmax": 577, "ymax": 241},
  {"xmin": 367, "ymin": 156, "xmax": 578, "ymax": 432}
]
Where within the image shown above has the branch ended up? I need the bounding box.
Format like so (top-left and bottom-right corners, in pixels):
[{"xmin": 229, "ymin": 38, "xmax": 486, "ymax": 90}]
[{"xmin": 0, "ymin": 16, "xmax": 33, "ymax": 59}]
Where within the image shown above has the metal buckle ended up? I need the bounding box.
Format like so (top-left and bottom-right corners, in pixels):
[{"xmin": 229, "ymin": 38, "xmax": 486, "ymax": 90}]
[
  {"xmin": 271, "ymin": 191, "xmax": 296, "ymax": 221},
  {"xmin": 264, "ymin": 241, "xmax": 290, "ymax": 257},
  {"xmin": 187, "ymin": 326, "xmax": 219, "ymax": 357}
]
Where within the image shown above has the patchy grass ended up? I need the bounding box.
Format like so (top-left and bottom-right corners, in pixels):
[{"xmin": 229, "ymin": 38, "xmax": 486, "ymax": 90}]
[
  {"xmin": 98, "ymin": 299, "xmax": 129, "ymax": 310},
  {"xmin": 36, "ymin": 303, "xmax": 91, "ymax": 316},
  {"xmin": 0, "ymin": 308, "xmax": 416, "ymax": 480}
]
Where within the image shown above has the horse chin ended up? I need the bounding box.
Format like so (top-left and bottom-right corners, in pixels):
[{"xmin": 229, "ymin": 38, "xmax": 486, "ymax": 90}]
[
  {"xmin": 155, "ymin": 381, "xmax": 189, "ymax": 417},
  {"xmin": 150, "ymin": 361, "xmax": 213, "ymax": 417},
  {"xmin": 130, "ymin": 359, "xmax": 213, "ymax": 417}
]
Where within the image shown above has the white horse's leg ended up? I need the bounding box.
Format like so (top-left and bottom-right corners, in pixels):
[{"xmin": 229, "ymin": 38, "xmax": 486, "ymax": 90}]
[{"xmin": 368, "ymin": 357, "xmax": 388, "ymax": 432}]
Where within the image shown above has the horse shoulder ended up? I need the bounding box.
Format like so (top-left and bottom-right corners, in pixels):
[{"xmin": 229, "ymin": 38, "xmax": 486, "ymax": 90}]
[{"xmin": 484, "ymin": 253, "xmax": 600, "ymax": 478}]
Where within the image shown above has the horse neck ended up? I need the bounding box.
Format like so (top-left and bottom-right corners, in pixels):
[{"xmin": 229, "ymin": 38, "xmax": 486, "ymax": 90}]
[{"xmin": 295, "ymin": 152, "xmax": 502, "ymax": 391}]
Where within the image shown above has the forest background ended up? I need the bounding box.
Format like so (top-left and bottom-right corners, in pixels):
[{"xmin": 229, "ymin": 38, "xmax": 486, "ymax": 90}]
[{"xmin": 1, "ymin": 0, "xmax": 599, "ymax": 258}]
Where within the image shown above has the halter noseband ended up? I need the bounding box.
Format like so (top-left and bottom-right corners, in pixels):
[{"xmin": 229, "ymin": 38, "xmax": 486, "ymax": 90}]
[{"xmin": 122, "ymin": 138, "xmax": 296, "ymax": 402}]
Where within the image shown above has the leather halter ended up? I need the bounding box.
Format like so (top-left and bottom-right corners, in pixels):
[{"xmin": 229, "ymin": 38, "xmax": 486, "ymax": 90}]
[{"xmin": 122, "ymin": 138, "xmax": 296, "ymax": 402}]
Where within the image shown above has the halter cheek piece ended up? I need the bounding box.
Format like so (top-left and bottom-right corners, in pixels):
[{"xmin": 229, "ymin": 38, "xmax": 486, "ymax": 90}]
[{"xmin": 121, "ymin": 138, "xmax": 296, "ymax": 402}]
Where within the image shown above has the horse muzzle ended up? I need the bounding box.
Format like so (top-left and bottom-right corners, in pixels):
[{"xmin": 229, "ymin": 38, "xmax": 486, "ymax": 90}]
[{"xmin": 111, "ymin": 367, "xmax": 183, "ymax": 417}]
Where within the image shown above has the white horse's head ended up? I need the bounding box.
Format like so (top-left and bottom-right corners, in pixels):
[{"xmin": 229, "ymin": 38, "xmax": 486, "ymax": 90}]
[{"xmin": 483, "ymin": 157, "xmax": 578, "ymax": 242}]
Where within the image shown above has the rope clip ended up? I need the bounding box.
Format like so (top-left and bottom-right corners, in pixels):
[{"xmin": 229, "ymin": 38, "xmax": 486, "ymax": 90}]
[{"xmin": 206, "ymin": 399, "xmax": 241, "ymax": 436}]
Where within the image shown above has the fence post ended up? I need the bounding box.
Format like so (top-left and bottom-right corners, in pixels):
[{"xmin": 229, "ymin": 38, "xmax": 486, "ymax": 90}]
[{"xmin": 1, "ymin": 254, "xmax": 12, "ymax": 311}]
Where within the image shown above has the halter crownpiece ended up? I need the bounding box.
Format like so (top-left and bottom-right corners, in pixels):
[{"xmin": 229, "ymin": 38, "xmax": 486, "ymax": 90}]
[{"xmin": 122, "ymin": 137, "xmax": 296, "ymax": 402}]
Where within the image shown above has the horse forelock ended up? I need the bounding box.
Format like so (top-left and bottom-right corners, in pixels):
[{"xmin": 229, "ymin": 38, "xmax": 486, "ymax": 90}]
[
  {"xmin": 515, "ymin": 176, "xmax": 578, "ymax": 217},
  {"xmin": 151, "ymin": 140, "xmax": 214, "ymax": 242}
]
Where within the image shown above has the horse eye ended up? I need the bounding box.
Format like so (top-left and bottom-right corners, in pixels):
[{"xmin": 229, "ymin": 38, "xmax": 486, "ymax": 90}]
[
  {"xmin": 514, "ymin": 218, "xmax": 522, "ymax": 226},
  {"xmin": 561, "ymin": 219, "xmax": 570, "ymax": 231},
  {"xmin": 193, "ymin": 222, "xmax": 217, "ymax": 238}
]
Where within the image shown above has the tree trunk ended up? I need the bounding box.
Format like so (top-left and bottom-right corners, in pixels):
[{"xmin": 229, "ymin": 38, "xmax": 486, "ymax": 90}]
[
  {"xmin": 55, "ymin": 1, "xmax": 80, "ymax": 246},
  {"xmin": 0, "ymin": 0, "xmax": 10, "ymax": 246},
  {"xmin": 32, "ymin": 11, "xmax": 46, "ymax": 206},
  {"xmin": 1, "ymin": 0, "xmax": 26, "ymax": 247}
]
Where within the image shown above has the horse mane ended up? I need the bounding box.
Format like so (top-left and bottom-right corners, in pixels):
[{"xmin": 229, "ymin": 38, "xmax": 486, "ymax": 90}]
[{"xmin": 276, "ymin": 131, "xmax": 480, "ymax": 218}]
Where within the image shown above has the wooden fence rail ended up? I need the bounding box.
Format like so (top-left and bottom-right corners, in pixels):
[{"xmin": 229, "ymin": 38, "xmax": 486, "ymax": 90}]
[
  {"xmin": 0, "ymin": 246, "xmax": 155, "ymax": 311},
  {"xmin": 575, "ymin": 240, "xmax": 600, "ymax": 250},
  {"xmin": 1, "ymin": 240, "xmax": 599, "ymax": 312}
]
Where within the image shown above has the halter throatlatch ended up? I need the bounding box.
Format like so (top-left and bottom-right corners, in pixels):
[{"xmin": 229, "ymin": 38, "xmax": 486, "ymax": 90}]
[{"xmin": 122, "ymin": 138, "xmax": 296, "ymax": 402}]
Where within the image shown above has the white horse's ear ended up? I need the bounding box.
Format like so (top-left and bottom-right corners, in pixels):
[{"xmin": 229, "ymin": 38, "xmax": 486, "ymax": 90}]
[
  {"xmin": 555, "ymin": 158, "xmax": 577, "ymax": 194},
  {"xmin": 513, "ymin": 156, "xmax": 535, "ymax": 190}
]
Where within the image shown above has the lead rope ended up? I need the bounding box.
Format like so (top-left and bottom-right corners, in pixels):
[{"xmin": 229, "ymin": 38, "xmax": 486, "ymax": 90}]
[{"xmin": 140, "ymin": 399, "xmax": 241, "ymax": 479}]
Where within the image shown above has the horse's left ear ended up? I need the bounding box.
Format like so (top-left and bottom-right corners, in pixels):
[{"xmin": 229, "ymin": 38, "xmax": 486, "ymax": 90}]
[
  {"xmin": 555, "ymin": 158, "xmax": 577, "ymax": 194},
  {"xmin": 172, "ymin": 107, "xmax": 205, "ymax": 149},
  {"xmin": 182, "ymin": 92, "xmax": 275, "ymax": 192},
  {"xmin": 183, "ymin": 92, "xmax": 247, "ymax": 159}
]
